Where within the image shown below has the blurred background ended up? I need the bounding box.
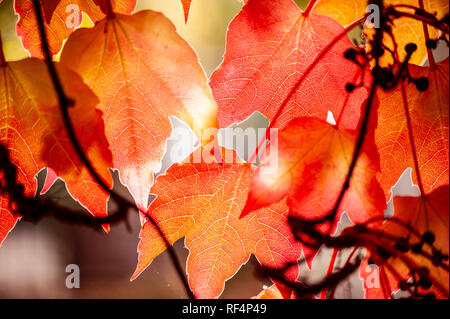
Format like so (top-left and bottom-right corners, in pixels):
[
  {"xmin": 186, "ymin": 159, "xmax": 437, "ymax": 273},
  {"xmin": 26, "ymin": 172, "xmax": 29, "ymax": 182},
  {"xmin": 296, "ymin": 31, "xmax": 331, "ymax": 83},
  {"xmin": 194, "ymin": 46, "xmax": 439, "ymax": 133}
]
[{"xmin": 0, "ymin": 0, "xmax": 444, "ymax": 299}]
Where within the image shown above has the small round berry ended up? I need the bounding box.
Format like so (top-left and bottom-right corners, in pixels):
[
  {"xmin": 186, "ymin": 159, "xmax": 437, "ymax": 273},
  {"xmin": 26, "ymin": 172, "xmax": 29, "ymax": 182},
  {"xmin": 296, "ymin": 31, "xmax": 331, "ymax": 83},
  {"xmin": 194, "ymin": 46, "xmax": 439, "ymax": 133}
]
[{"xmin": 405, "ymin": 43, "xmax": 418, "ymax": 55}]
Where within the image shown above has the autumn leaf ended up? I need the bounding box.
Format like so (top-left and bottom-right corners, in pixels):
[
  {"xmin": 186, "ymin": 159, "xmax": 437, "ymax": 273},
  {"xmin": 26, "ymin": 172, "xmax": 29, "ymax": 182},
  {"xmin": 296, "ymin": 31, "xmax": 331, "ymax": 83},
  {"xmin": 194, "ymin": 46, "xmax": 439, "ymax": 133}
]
[
  {"xmin": 60, "ymin": 11, "xmax": 218, "ymax": 211},
  {"xmin": 132, "ymin": 148, "xmax": 304, "ymax": 299},
  {"xmin": 313, "ymin": 0, "xmax": 366, "ymax": 26},
  {"xmin": 372, "ymin": 59, "xmax": 449, "ymax": 199},
  {"xmin": 390, "ymin": 186, "xmax": 449, "ymax": 297},
  {"xmin": 209, "ymin": 0, "xmax": 369, "ymax": 131},
  {"xmin": 15, "ymin": 0, "xmax": 136, "ymax": 58},
  {"xmin": 242, "ymin": 117, "xmax": 386, "ymax": 230},
  {"xmin": 0, "ymin": 58, "xmax": 113, "ymax": 234},
  {"xmin": 314, "ymin": 0, "xmax": 449, "ymax": 66},
  {"xmin": 41, "ymin": 0, "xmax": 61, "ymax": 23},
  {"xmin": 361, "ymin": 185, "xmax": 449, "ymax": 298},
  {"xmin": 0, "ymin": 194, "xmax": 18, "ymax": 246}
]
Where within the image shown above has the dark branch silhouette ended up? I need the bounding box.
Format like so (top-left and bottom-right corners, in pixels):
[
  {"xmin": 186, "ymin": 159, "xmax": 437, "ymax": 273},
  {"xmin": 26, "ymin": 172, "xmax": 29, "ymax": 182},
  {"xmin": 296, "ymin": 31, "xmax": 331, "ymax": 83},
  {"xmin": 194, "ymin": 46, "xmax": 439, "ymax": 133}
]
[{"xmin": 30, "ymin": 0, "xmax": 194, "ymax": 299}]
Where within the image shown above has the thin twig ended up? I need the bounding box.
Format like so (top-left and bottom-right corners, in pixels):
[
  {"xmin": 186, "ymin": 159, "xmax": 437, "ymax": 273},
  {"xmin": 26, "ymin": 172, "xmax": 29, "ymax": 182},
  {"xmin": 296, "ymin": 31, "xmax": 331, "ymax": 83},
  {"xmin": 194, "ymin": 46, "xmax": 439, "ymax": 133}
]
[
  {"xmin": 400, "ymin": 79, "xmax": 425, "ymax": 194},
  {"xmin": 31, "ymin": 0, "xmax": 194, "ymax": 299},
  {"xmin": 247, "ymin": 14, "xmax": 369, "ymax": 164}
]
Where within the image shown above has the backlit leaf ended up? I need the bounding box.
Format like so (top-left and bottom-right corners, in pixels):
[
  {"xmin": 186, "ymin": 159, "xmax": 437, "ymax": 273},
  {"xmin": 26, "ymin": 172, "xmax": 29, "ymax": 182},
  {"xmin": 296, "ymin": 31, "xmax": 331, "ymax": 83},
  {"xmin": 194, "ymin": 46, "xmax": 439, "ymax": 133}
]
[
  {"xmin": 242, "ymin": 117, "xmax": 386, "ymax": 229},
  {"xmin": 0, "ymin": 194, "xmax": 18, "ymax": 246},
  {"xmin": 314, "ymin": 0, "xmax": 449, "ymax": 66},
  {"xmin": 210, "ymin": 0, "xmax": 369, "ymax": 131},
  {"xmin": 15, "ymin": 0, "xmax": 136, "ymax": 58},
  {"xmin": 0, "ymin": 58, "xmax": 113, "ymax": 234},
  {"xmin": 132, "ymin": 148, "xmax": 304, "ymax": 298},
  {"xmin": 60, "ymin": 11, "xmax": 218, "ymax": 210},
  {"xmin": 361, "ymin": 185, "xmax": 449, "ymax": 298},
  {"xmin": 372, "ymin": 60, "xmax": 449, "ymax": 199}
]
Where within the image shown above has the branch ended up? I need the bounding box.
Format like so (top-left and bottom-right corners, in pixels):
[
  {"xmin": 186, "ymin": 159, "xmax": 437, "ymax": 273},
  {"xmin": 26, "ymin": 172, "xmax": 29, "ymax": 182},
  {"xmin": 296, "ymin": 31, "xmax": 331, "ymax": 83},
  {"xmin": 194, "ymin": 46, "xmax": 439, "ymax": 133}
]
[
  {"xmin": 30, "ymin": 0, "xmax": 194, "ymax": 299},
  {"xmin": 247, "ymin": 14, "xmax": 369, "ymax": 164}
]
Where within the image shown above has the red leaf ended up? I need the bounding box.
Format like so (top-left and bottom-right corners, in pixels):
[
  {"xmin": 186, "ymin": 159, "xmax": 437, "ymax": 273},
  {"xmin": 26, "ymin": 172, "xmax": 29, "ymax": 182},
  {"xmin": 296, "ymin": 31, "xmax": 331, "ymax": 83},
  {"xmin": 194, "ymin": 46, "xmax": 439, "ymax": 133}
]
[
  {"xmin": 210, "ymin": 0, "xmax": 369, "ymax": 131},
  {"xmin": 361, "ymin": 185, "xmax": 449, "ymax": 298},
  {"xmin": 60, "ymin": 11, "xmax": 218, "ymax": 210},
  {"xmin": 15, "ymin": 0, "xmax": 136, "ymax": 58},
  {"xmin": 132, "ymin": 148, "xmax": 304, "ymax": 298},
  {"xmin": 0, "ymin": 58, "xmax": 113, "ymax": 234},
  {"xmin": 242, "ymin": 117, "xmax": 386, "ymax": 229}
]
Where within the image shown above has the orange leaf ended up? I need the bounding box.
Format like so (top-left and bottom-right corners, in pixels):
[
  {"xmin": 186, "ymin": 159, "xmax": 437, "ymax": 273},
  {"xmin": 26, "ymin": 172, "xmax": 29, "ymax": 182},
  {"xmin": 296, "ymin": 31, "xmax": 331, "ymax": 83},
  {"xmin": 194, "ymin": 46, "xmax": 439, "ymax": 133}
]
[
  {"xmin": 180, "ymin": 0, "xmax": 249, "ymax": 23},
  {"xmin": 15, "ymin": 0, "xmax": 136, "ymax": 58},
  {"xmin": 0, "ymin": 58, "xmax": 113, "ymax": 231},
  {"xmin": 313, "ymin": 0, "xmax": 367, "ymax": 26},
  {"xmin": 0, "ymin": 194, "xmax": 18, "ymax": 246},
  {"xmin": 242, "ymin": 117, "xmax": 386, "ymax": 229},
  {"xmin": 132, "ymin": 148, "xmax": 304, "ymax": 299},
  {"xmin": 314, "ymin": 0, "xmax": 449, "ymax": 66},
  {"xmin": 361, "ymin": 185, "xmax": 449, "ymax": 298},
  {"xmin": 372, "ymin": 60, "xmax": 449, "ymax": 199},
  {"xmin": 210, "ymin": 0, "xmax": 369, "ymax": 131},
  {"xmin": 41, "ymin": 0, "xmax": 61, "ymax": 23},
  {"xmin": 60, "ymin": 11, "xmax": 218, "ymax": 211}
]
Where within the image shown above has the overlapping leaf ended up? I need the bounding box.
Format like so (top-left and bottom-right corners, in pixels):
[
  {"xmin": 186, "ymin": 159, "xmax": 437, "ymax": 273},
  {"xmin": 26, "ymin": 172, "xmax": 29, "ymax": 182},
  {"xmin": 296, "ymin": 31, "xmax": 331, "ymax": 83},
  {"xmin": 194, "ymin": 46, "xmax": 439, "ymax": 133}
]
[
  {"xmin": 372, "ymin": 60, "xmax": 449, "ymax": 199},
  {"xmin": 361, "ymin": 185, "xmax": 449, "ymax": 298},
  {"xmin": 242, "ymin": 117, "xmax": 386, "ymax": 229},
  {"xmin": 209, "ymin": 0, "xmax": 369, "ymax": 131},
  {"xmin": 0, "ymin": 58, "xmax": 113, "ymax": 241},
  {"xmin": 60, "ymin": 10, "xmax": 218, "ymax": 211},
  {"xmin": 15, "ymin": 0, "xmax": 136, "ymax": 58},
  {"xmin": 0, "ymin": 194, "xmax": 18, "ymax": 246},
  {"xmin": 314, "ymin": 0, "xmax": 449, "ymax": 66},
  {"xmin": 132, "ymin": 148, "xmax": 304, "ymax": 298}
]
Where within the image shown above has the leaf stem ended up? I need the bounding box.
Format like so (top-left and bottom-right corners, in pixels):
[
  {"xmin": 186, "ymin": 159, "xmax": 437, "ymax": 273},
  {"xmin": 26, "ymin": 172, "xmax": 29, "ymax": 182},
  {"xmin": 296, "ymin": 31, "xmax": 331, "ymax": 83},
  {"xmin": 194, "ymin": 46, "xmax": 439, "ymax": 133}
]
[
  {"xmin": 31, "ymin": 0, "xmax": 195, "ymax": 299},
  {"xmin": 320, "ymin": 248, "xmax": 338, "ymax": 299},
  {"xmin": 303, "ymin": 0, "xmax": 317, "ymax": 17},
  {"xmin": 418, "ymin": 0, "xmax": 436, "ymax": 68},
  {"xmin": 399, "ymin": 79, "xmax": 425, "ymax": 195},
  {"xmin": 105, "ymin": 0, "xmax": 114, "ymax": 16}
]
